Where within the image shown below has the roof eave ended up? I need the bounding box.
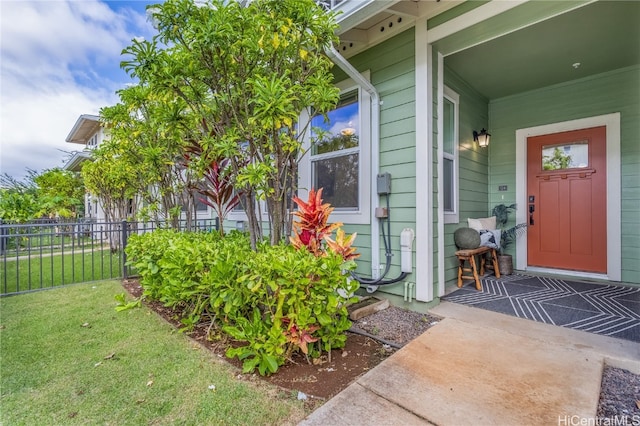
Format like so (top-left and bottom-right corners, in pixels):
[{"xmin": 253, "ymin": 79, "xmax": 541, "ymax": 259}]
[
  {"xmin": 333, "ymin": 0, "xmax": 404, "ymax": 34},
  {"xmin": 63, "ymin": 151, "xmax": 92, "ymax": 172},
  {"xmin": 65, "ymin": 114, "xmax": 100, "ymax": 144}
]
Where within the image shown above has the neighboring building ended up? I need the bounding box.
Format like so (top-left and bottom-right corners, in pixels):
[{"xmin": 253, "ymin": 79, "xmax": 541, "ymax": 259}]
[
  {"xmin": 63, "ymin": 114, "xmax": 212, "ymax": 225},
  {"xmin": 293, "ymin": 0, "xmax": 638, "ymax": 308},
  {"xmin": 64, "ymin": 114, "xmax": 107, "ymax": 222}
]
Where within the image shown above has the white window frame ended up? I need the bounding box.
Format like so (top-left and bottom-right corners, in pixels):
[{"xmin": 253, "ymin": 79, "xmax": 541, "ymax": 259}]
[
  {"xmin": 443, "ymin": 85, "xmax": 459, "ymax": 224},
  {"xmin": 299, "ymin": 76, "xmax": 371, "ymax": 224}
]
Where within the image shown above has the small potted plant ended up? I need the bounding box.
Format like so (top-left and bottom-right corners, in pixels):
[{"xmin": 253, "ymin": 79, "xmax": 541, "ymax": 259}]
[{"xmin": 491, "ymin": 204, "xmax": 527, "ymax": 275}]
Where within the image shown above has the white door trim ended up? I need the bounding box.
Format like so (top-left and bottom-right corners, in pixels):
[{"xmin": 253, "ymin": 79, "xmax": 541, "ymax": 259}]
[{"xmin": 515, "ymin": 113, "xmax": 621, "ymax": 281}]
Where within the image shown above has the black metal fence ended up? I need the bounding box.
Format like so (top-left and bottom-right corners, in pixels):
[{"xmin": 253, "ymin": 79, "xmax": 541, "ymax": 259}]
[{"xmin": 0, "ymin": 218, "xmax": 219, "ymax": 296}]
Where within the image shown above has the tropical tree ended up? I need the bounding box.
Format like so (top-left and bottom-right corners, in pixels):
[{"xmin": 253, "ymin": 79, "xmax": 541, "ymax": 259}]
[
  {"xmin": 0, "ymin": 169, "xmax": 84, "ymax": 222},
  {"xmin": 0, "ymin": 189, "xmax": 39, "ymax": 223},
  {"xmin": 81, "ymin": 140, "xmax": 139, "ymax": 224},
  {"xmin": 33, "ymin": 168, "xmax": 84, "ymax": 219},
  {"xmin": 100, "ymin": 84, "xmax": 201, "ymax": 229},
  {"xmin": 121, "ymin": 0, "xmax": 340, "ymax": 248},
  {"xmin": 82, "ymin": 141, "xmax": 139, "ymax": 251},
  {"xmin": 0, "ymin": 173, "xmax": 40, "ymax": 222}
]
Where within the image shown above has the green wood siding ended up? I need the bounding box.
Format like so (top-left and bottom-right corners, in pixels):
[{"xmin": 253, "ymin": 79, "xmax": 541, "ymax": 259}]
[
  {"xmin": 345, "ymin": 28, "xmax": 417, "ymax": 297},
  {"xmin": 489, "ymin": 65, "xmax": 640, "ymax": 284},
  {"xmin": 340, "ymin": 224, "xmax": 371, "ymax": 276},
  {"xmin": 442, "ymin": 67, "xmax": 490, "ymax": 284}
]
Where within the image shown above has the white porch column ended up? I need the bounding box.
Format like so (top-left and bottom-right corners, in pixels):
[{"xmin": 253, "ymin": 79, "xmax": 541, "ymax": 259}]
[
  {"xmin": 436, "ymin": 51, "xmax": 445, "ymax": 298},
  {"xmin": 415, "ymin": 16, "xmax": 434, "ymax": 302}
]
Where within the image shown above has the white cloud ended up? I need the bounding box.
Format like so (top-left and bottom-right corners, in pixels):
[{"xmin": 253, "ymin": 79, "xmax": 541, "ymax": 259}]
[{"xmin": 0, "ymin": 0, "xmax": 155, "ymax": 181}]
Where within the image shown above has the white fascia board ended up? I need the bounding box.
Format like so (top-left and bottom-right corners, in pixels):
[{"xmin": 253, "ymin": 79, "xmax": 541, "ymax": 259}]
[
  {"xmin": 65, "ymin": 114, "xmax": 100, "ymax": 143},
  {"xmin": 428, "ymin": 0, "xmax": 598, "ymax": 56},
  {"xmin": 63, "ymin": 151, "xmax": 92, "ymax": 171},
  {"xmin": 426, "ymin": 0, "xmax": 528, "ymax": 43},
  {"xmin": 335, "ymin": 0, "xmax": 403, "ymax": 35}
]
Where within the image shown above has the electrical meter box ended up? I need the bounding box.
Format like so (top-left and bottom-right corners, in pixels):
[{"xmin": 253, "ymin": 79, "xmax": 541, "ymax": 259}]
[{"xmin": 377, "ymin": 172, "xmax": 391, "ymax": 195}]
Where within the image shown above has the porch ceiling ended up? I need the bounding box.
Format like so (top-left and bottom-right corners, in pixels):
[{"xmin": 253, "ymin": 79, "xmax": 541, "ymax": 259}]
[
  {"xmin": 334, "ymin": 1, "xmax": 638, "ymax": 101},
  {"xmin": 443, "ymin": 0, "xmax": 640, "ymax": 100}
]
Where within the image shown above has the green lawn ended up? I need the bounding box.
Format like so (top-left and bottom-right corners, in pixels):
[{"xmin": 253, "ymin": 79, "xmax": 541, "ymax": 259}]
[
  {"xmin": 0, "ymin": 281, "xmax": 306, "ymax": 425},
  {"xmin": 1, "ymin": 249, "xmax": 122, "ymax": 294},
  {"xmin": 2, "ymin": 234, "xmax": 96, "ymax": 257}
]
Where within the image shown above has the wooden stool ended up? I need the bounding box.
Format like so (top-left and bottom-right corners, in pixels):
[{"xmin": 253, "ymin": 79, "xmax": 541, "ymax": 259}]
[{"xmin": 455, "ymin": 246, "xmax": 501, "ymax": 290}]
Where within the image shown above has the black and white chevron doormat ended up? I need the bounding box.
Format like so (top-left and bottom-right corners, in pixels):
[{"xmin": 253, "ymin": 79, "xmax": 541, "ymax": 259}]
[{"xmin": 443, "ymin": 274, "xmax": 640, "ymax": 343}]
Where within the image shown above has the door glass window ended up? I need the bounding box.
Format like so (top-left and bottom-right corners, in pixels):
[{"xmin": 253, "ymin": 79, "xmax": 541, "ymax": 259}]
[{"xmin": 542, "ymin": 142, "xmax": 588, "ymax": 170}]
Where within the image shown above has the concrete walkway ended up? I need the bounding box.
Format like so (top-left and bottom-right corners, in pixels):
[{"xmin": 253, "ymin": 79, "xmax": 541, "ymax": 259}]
[{"xmin": 301, "ymin": 302, "xmax": 640, "ymax": 425}]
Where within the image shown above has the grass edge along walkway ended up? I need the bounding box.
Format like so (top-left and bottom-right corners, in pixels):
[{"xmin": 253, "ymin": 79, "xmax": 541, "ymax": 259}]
[{"xmin": 0, "ymin": 281, "xmax": 307, "ymax": 425}]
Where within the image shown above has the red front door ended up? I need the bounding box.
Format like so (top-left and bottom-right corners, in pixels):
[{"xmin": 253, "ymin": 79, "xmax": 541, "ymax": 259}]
[{"xmin": 526, "ymin": 126, "xmax": 607, "ymax": 273}]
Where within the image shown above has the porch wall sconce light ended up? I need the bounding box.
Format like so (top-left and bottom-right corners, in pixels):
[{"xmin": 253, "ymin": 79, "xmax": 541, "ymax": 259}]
[{"xmin": 473, "ymin": 128, "xmax": 491, "ymax": 148}]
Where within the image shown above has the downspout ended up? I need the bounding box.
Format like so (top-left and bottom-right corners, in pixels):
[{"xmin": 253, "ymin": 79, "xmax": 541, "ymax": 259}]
[{"xmin": 325, "ymin": 46, "xmax": 381, "ymax": 280}]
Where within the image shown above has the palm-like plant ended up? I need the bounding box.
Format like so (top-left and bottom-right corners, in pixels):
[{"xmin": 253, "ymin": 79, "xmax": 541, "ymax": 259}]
[
  {"xmin": 197, "ymin": 158, "xmax": 241, "ymax": 235},
  {"xmin": 491, "ymin": 204, "xmax": 527, "ymax": 254}
]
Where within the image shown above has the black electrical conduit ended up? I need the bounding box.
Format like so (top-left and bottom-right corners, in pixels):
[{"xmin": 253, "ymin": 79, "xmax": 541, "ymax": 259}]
[
  {"xmin": 347, "ymin": 326, "xmax": 403, "ymax": 349},
  {"xmin": 350, "ymin": 194, "xmax": 408, "ymax": 287}
]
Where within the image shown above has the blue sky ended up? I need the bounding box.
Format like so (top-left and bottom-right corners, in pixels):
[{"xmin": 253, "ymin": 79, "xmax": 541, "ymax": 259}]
[{"xmin": 0, "ymin": 0, "xmax": 162, "ymax": 182}]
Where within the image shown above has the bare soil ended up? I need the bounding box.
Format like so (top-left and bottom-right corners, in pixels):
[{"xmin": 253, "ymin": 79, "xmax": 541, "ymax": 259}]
[{"xmin": 121, "ymin": 279, "xmax": 440, "ymax": 408}]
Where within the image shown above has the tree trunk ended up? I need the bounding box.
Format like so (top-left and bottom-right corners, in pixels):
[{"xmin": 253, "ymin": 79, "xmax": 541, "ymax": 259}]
[{"xmin": 244, "ymin": 189, "xmax": 260, "ymax": 250}]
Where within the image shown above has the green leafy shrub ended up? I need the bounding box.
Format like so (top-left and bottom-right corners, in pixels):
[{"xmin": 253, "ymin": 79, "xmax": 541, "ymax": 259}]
[
  {"xmin": 126, "ymin": 206, "xmax": 359, "ymax": 376},
  {"xmin": 125, "ymin": 229, "xmax": 178, "ymax": 298},
  {"xmin": 126, "ymin": 230, "xmax": 251, "ymax": 324},
  {"xmin": 226, "ymin": 242, "xmax": 358, "ymax": 374}
]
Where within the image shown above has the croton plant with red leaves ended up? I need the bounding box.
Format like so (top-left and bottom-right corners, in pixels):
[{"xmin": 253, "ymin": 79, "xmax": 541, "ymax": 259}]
[
  {"xmin": 279, "ymin": 188, "xmax": 360, "ymax": 359},
  {"xmin": 290, "ymin": 188, "xmax": 359, "ymax": 261},
  {"xmin": 281, "ymin": 317, "xmax": 320, "ymax": 356}
]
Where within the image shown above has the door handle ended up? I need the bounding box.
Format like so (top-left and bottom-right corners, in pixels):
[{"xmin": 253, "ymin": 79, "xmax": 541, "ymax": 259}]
[{"xmin": 529, "ymin": 204, "xmax": 535, "ymax": 225}]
